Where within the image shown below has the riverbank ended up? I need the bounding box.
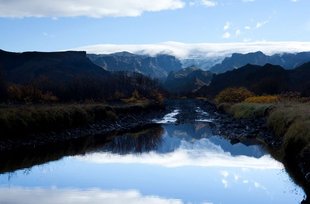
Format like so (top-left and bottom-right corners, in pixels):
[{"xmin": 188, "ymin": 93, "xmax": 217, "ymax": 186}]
[
  {"xmin": 215, "ymin": 101, "xmax": 310, "ymax": 203},
  {"xmin": 0, "ymin": 101, "xmax": 165, "ymax": 152}
]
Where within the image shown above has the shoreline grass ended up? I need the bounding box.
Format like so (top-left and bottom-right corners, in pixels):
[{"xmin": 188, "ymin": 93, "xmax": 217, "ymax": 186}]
[
  {"xmin": 0, "ymin": 101, "xmax": 163, "ymax": 138},
  {"xmin": 224, "ymin": 101, "xmax": 310, "ymax": 160}
]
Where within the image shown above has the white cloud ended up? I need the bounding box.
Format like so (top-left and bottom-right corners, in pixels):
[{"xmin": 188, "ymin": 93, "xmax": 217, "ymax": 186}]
[
  {"xmin": 243, "ymin": 180, "xmax": 249, "ymax": 184},
  {"xmin": 220, "ymin": 171, "xmax": 229, "ymax": 178},
  {"xmin": 221, "ymin": 179, "xmax": 229, "ymax": 188},
  {"xmin": 189, "ymin": 1, "xmax": 196, "ymax": 6},
  {"xmin": 256, "ymin": 20, "xmax": 269, "ymax": 29},
  {"xmin": 291, "ymin": 0, "xmax": 299, "ymax": 2},
  {"xmin": 74, "ymin": 41, "xmax": 310, "ymax": 59},
  {"xmin": 223, "ymin": 22, "xmax": 231, "ymax": 30},
  {"xmin": 235, "ymin": 29, "xmax": 241, "ymax": 37},
  {"xmin": 242, "ymin": 0, "xmax": 255, "ymax": 2},
  {"xmin": 243, "ymin": 38, "xmax": 252, "ymax": 42},
  {"xmin": 254, "ymin": 182, "xmax": 266, "ymax": 190},
  {"xmin": 222, "ymin": 32, "xmax": 231, "ymax": 39},
  {"xmin": 42, "ymin": 32, "xmax": 55, "ymax": 38},
  {"xmin": 0, "ymin": 187, "xmax": 182, "ymax": 204},
  {"xmin": 244, "ymin": 26, "xmax": 251, "ymax": 30},
  {"xmin": 0, "ymin": 0, "xmax": 185, "ymax": 18},
  {"xmin": 201, "ymin": 0, "xmax": 217, "ymax": 7}
]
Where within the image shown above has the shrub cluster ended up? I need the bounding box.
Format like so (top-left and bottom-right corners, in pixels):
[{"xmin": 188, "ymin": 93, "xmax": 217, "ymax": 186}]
[
  {"xmin": 245, "ymin": 95, "xmax": 279, "ymax": 103},
  {"xmin": 7, "ymin": 84, "xmax": 58, "ymax": 103},
  {"xmin": 0, "ymin": 72, "xmax": 165, "ymax": 104},
  {"xmin": 215, "ymin": 87, "xmax": 254, "ymax": 104}
]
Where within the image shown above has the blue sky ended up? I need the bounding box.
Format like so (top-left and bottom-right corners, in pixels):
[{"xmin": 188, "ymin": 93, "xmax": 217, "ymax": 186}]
[{"xmin": 0, "ymin": 0, "xmax": 309, "ymax": 52}]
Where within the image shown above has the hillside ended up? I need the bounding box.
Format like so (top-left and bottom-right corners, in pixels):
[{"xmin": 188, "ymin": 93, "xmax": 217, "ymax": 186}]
[
  {"xmin": 88, "ymin": 52, "xmax": 182, "ymax": 79},
  {"xmin": 197, "ymin": 63, "xmax": 310, "ymax": 97},
  {"xmin": 0, "ymin": 49, "xmax": 108, "ymax": 84},
  {"xmin": 0, "ymin": 50, "xmax": 164, "ymax": 102},
  {"xmin": 164, "ymin": 66, "xmax": 213, "ymax": 94}
]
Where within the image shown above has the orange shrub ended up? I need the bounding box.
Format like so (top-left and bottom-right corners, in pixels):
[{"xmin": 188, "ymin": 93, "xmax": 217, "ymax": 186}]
[
  {"xmin": 215, "ymin": 87, "xmax": 254, "ymax": 104},
  {"xmin": 245, "ymin": 95, "xmax": 279, "ymax": 103},
  {"xmin": 7, "ymin": 84, "xmax": 58, "ymax": 103}
]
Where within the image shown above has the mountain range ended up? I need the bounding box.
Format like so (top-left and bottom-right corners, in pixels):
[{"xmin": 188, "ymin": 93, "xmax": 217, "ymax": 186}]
[
  {"xmin": 88, "ymin": 52, "xmax": 182, "ymax": 79},
  {"xmin": 209, "ymin": 51, "xmax": 310, "ymax": 74},
  {"xmin": 1, "ymin": 49, "xmax": 309, "ymax": 98}
]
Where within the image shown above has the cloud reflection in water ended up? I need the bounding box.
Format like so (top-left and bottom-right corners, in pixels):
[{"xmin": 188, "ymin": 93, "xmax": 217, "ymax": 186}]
[
  {"xmin": 0, "ymin": 187, "xmax": 182, "ymax": 204},
  {"xmin": 76, "ymin": 138, "xmax": 282, "ymax": 169}
]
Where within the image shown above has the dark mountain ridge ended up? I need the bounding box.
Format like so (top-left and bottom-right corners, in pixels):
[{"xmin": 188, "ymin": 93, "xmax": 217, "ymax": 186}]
[
  {"xmin": 0, "ymin": 50, "xmax": 164, "ymax": 102},
  {"xmin": 0, "ymin": 49, "xmax": 108, "ymax": 84}
]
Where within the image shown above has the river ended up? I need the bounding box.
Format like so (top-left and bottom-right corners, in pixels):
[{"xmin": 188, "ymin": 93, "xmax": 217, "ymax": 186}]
[{"xmin": 0, "ymin": 100, "xmax": 306, "ymax": 203}]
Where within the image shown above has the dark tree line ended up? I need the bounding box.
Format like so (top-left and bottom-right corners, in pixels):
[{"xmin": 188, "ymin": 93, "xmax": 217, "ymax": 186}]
[
  {"xmin": 0, "ymin": 72, "xmax": 8, "ymax": 101},
  {"xmin": 0, "ymin": 71, "xmax": 165, "ymax": 103}
]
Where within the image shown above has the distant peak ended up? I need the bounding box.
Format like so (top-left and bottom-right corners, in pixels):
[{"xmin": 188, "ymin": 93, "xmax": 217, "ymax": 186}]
[
  {"xmin": 112, "ymin": 51, "xmax": 136, "ymax": 56},
  {"xmin": 184, "ymin": 65, "xmax": 200, "ymax": 71},
  {"xmin": 252, "ymin": 51, "xmax": 265, "ymax": 55},
  {"xmin": 231, "ymin": 51, "xmax": 265, "ymax": 57}
]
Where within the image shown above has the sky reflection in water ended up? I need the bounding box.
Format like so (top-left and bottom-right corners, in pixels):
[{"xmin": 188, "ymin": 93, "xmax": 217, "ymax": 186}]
[{"xmin": 0, "ymin": 109, "xmax": 305, "ymax": 204}]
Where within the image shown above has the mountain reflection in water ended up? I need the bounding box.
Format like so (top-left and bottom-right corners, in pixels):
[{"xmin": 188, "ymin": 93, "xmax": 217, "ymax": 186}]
[{"xmin": 78, "ymin": 122, "xmax": 279, "ymax": 169}]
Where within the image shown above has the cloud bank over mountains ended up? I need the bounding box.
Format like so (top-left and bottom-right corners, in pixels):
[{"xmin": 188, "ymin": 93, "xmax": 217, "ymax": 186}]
[
  {"xmin": 0, "ymin": 0, "xmax": 184, "ymax": 18},
  {"xmin": 75, "ymin": 41, "xmax": 310, "ymax": 59}
]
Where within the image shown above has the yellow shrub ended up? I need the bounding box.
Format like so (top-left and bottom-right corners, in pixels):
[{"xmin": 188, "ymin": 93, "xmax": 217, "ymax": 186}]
[
  {"xmin": 215, "ymin": 87, "xmax": 254, "ymax": 104},
  {"xmin": 245, "ymin": 95, "xmax": 279, "ymax": 103}
]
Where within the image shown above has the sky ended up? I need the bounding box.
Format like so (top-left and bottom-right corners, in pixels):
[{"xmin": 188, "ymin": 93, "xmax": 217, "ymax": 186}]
[{"xmin": 0, "ymin": 0, "xmax": 310, "ymax": 54}]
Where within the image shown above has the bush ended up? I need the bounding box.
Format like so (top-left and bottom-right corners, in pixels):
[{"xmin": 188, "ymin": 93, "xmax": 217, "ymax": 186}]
[
  {"xmin": 245, "ymin": 95, "xmax": 279, "ymax": 103},
  {"xmin": 215, "ymin": 87, "xmax": 254, "ymax": 104}
]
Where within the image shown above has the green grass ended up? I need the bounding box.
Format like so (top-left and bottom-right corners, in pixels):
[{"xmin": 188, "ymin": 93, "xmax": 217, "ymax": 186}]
[
  {"xmin": 225, "ymin": 101, "xmax": 310, "ymax": 160},
  {"xmin": 267, "ymin": 103, "xmax": 310, "ymax": 157},
  {"xmin": 228, "ymin": 103, "xmax": 275, "ymax": 119},
  {"xmin": 0, "ymin": 102, "xmax": 161, "ymax": 138}
]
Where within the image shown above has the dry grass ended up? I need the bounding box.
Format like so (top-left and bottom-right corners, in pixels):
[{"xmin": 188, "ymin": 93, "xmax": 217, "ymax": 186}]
[{"xmin": 245, "ymin": 95, "xmax": 280, "ymax": 103}]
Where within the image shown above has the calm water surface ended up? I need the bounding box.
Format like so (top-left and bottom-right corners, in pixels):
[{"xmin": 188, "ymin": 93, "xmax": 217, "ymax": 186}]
[{"xmin": 0, "ymin": 102, "xmax": 305, "ymax": 204}]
